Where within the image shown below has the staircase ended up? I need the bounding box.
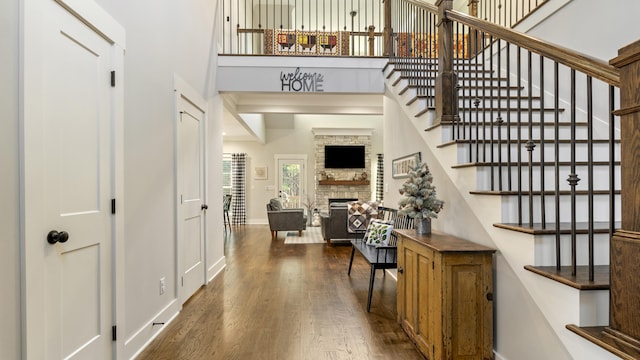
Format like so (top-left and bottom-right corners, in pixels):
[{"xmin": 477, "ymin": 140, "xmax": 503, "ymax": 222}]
[{"xmin": 383, "ymin": 56, "xmax": 622, "ymax": 359}]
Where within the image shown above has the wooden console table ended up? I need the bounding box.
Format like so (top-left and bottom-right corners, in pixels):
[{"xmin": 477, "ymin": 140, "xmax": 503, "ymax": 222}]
[{"xmin": 394, "ymin": 229, "xmax": 496, "ymax": 360}]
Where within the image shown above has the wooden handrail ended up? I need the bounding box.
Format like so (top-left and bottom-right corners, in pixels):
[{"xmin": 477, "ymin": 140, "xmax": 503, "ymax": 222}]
[
  {"xmin": 445, "ymin": 10, "xmax": 620, "ymax": 87},
  {"xmin": 402, "ymin": 0, "xmax": 438, "ymax": 13}
]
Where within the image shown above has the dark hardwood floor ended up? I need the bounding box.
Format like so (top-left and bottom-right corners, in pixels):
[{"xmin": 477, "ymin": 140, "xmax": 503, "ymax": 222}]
[{"xmin": 136, "ymin": 225, "xmax": 424, "ymax": 360}]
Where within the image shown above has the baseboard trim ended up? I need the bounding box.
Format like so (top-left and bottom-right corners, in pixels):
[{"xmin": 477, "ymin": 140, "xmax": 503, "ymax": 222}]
[
  {"xmin": 207, "ymin": 256, "xmax": 226, "ymax": 283},
  {"xmin": 124, "ymin": 299, "xmax": 181, "ymax": 360}
]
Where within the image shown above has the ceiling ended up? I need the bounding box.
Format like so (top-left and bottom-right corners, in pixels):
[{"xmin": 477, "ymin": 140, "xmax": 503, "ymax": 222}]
[{"xmin": 221, "ymin": 92, "xmax": 384, "ymax": 141}]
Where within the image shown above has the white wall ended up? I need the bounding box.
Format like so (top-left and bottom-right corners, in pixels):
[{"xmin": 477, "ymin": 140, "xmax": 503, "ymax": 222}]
[
  {"xmin": 90, "ymin": 0, "xmax": 224, "ymax": 357},
  {"xmin": 0, "ymin": 0, "xmax": 21, "ymax": 358},
  {"xmin": 527, "ymin": 0, "xmax": 640, "ymax": 61},
  {"xmin": 224, "ymin": 113, "xmax": 383, "ymax": 223}
]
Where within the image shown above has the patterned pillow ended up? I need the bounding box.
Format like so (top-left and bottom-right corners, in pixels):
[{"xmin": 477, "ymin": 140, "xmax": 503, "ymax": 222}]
[
  {"xmin": 347, "ymin": 201, "xmax": 379, "ymax": 233},
  {"xmin": 365, "ymin": 219, "xmax": 394, "ymax": 247}
]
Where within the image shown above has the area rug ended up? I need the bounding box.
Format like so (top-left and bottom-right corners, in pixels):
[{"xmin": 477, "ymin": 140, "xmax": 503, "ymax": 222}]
[{"xmin": 284, "ymin": 226, "xmax": 324, "ymax": 244}]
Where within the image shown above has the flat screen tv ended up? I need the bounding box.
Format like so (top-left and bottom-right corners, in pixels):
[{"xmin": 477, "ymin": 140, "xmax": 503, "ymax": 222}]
[{"xmin": 324, "ymin": 145, "xmax": 365, "ymax": 169}]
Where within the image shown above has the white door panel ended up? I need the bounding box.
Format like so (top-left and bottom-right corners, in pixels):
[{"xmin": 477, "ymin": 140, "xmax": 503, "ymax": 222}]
[
  {"xmin": 177, "ymin": 98, "xmax": 206, "ymax": 303},
  {"xmin": 24, "ymin": 0, "xmax": 117, "ymax": 358}
]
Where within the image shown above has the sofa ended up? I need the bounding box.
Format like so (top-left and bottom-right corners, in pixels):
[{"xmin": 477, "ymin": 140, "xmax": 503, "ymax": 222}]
[
  {"xmin": 266, "ymin": 198, "xmax": 307, "ymax": 240},
  {"xmin": 320, "ymin": 202, "xmax": 359, "ymax": 245}
]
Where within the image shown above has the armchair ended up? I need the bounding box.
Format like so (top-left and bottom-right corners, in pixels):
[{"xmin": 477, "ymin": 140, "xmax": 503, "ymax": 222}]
[
  {"xmin": 266, "ymin": 198, "xmax": 307, "ymax": 240},
  {"xmin": 320, "ymin": 202, "xmax": 359, "ymax": 246}
]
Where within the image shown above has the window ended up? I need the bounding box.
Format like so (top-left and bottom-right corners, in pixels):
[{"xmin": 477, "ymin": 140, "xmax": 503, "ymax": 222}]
[{"xmin": 222, "ymin": 153, "xmax": 232, "ymax": 195}]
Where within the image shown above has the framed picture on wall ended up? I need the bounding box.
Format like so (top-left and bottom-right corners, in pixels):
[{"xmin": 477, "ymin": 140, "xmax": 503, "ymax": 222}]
[
  {"xmin": 392, "ymin": 152, "xmax": 421, "ymax": 178},
  {"xmin": 254, "ymin": 166, "xmax": 268, "ymax": 180}
]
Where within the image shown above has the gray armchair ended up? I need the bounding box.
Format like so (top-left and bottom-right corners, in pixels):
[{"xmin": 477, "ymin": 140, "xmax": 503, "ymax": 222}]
[
  {"xmin": 266, "ymin": 198, "xmax": 307, "ymax": 240},
  {"xmin": 320, "ymin": 202, "xmax": 359, "ymax": 245}
]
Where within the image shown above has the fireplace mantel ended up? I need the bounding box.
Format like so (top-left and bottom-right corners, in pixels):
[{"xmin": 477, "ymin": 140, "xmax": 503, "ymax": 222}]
[{"xmin": 318, "ymin": 180, "xmax": 370, "ymax": 186}]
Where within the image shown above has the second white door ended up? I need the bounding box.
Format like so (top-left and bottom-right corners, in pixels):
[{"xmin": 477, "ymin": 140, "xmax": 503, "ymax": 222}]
[{"xmin": 177, "ymin": 92, "xmax": 207, "ymax": 304}]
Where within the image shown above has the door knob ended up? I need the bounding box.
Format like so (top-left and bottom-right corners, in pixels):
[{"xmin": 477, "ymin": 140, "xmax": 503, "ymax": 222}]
[
  {"xmin": 47, "ymin": 230, "xmax": 69, "ymax": 244},
  {"xmin": 398, "ymin": 266, "xmax": 404, "ymax": 274},
  {"xmin": 201, "ymin": 204, "xmax": 208, "ymax": 210}
]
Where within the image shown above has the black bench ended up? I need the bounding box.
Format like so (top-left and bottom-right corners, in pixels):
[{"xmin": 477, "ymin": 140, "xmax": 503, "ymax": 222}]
[{"xmin": 347, "ymin": 207, "xmax": 414, "ymax": 312}]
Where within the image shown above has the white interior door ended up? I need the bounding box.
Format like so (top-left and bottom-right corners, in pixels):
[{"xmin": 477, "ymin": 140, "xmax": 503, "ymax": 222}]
[
  {"xmin": 22, "ymin": 0, "xmax": 122, "ymax": 358},
  {"xmin": 176, "ymin": 91, "xmax": 207, "ymax": 304}
]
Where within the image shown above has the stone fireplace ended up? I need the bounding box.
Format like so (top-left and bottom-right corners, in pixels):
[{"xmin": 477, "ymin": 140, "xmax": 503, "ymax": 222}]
[{"xmin": 312, "ymin": 128, "xmax": 373, "ymax": 212}]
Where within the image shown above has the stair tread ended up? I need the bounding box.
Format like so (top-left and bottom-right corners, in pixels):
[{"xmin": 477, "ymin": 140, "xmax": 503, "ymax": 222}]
[
  {"xmin": 566, "ymin": 325, "xmax": 640, "ymax": 359},
  {"xmin": 438, "ymin": 138, "xmax": 619, "ymax": 148},
  {"xmin": 471, "ymin": 189, "xmax": 619, "ymax": 196},
  {"xmin": 494, "ymin": 221, "xmax": 619, "ymax": 235},
  {"xmin": 396, "ymin": 75, "xmax": 507, "ymax": 82},
  {"xmin": 391, "ymin": 66, "xmax": 493, "ymax": 74},
  {"xmin": 459, "ymin": 107, "xmax": 565, "ymax": 112},
  {"xmin": 451, "ymin": 160, "xmax": 620, "ymax": 169},
  {"xmin": 403, "ymin": 84, "xmax": 524, "ymax": 91},
  {"xmin": 524, "ymin": 265, "xmax": 609, "ymax": 290},
  {"xmin": 446, "ymin": 120, "xmax": 575, "ymax": 126}
]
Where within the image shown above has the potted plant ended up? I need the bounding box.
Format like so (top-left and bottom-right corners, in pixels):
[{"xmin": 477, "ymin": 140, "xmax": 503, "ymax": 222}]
[{"xmin": 398, "ymin": 162, "xmax": 444, "ymax": 234}]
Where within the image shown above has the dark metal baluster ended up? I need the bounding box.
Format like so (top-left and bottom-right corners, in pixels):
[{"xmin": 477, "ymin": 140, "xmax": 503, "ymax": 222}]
[
  {"xmin": 463, "ymin": 25, "xmax": 469, "ymax": 142},
  {"xmin": 517, "ymin": 46, "xmax": 523, "ymax": 225},
  {"xmin": 526, "ymin": 50, "xmax": 535, "ymax": 227},
  {"xmin": 467, "ymin": 24, "xmax": 474, "ymax": 162},
  {"xmin": 539, "ymin": 55, "xmax": 546, "ymax": 226},
  {"xmin": 482, "ymin": 32, "xmax": 487, "ymax": 164},
  {"xmin": 475, "ymin": 97, "xmax": 481, "ymax": 163},
  {"xmin": 609, "ymin": 86, "xmax": 616, "ymax": 240},
  {"xmin": 554, "ymin": 61, "xmax": 561, "ymax": 270},
  {"xmin": 568, "ymin": 69, "xmax": 579, "ymax": 276},
  {"xmin": 490, "ymin": 36, "xmax": 495, "ymax": 191},
  {"xmin": 473, "ymin": 28, "xmax": 481, "ymax": 163},
  {"xmin": 497, "ymin": 38, "xmax": 504, "ymax": 191},
  {"xmin": 506, "ymin": 42, "xmax": 513, "ymax": 191},
  {"xmin": 454, "ymin": 21, "xmax": 460, "ymax": 140},
  {"xmin": 587, "ymin": 76, "xmax": 594, "ymax": 281}
]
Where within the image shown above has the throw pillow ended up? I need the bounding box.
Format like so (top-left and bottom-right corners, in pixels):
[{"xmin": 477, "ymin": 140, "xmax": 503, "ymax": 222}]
[
  {"xmin": 365, "ymin": 219, "xmax": 394, "ymax": 247},
  {"xmin": 269, "ymin": 198, "xmax": 282, "ymax": 211},
  {"xmin": 347, "ymin": 201, "xmax": 379, "ymax": 232}
]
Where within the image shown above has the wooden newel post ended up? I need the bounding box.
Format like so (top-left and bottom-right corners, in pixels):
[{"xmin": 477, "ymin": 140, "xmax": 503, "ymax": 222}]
[
  {"xmin": 383, "ymin": 0, "xmax": 392, "ymax": 57},
  {"xmin": 435, "ymin": 0, "xmax": 458, "ymax": 126},
  {"xmin": 605, "ymin": 39, "xmax": 640, "ymax": 351}
]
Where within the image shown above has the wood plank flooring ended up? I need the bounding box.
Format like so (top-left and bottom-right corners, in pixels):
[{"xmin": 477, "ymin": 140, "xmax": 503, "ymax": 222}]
[{"xmin": 136, "ymin": 225, "xmax": 424, "ymax": 360}]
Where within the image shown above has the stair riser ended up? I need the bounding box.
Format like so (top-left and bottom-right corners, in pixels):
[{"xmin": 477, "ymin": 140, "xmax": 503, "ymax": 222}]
[
  {"xmin": 476, "ymin": 165, "xmax": 620, "ymax": 191},
  {"xmin": 443, "ymin": 125, "xmax": 589, "ymax": 141},
  {"xmin": 500, "ymin": 194, "xmax": 620, "ymax": 224},
  {"xmin": 533, "ymin": 233, "xmax": 611, "ymax": 267},
  {"xmin": 457, "ymin": 142, "xmax": 619, "ymax": 164}
]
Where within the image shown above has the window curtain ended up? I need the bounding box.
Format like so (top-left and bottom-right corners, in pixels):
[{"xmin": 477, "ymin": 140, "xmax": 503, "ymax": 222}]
[
  {"xmin": 376, "ymin": 153, "xmax": 384, "ymax": 202},
  {"xmin": 231, "ymin": 153, "xmax": 247, "ymax": 225}
]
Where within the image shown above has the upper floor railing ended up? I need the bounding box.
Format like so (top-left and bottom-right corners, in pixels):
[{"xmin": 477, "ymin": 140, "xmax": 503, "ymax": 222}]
[
  {"xmin": 219, "ymin": 0, "xmax": 547, "ymax": 57},
  {"xmin": 220, "ymin": 0, "xmax": 387, "ymax": 56}
]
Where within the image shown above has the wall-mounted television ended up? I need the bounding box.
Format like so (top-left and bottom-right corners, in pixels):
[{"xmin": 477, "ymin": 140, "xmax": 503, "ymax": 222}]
[{"xmin": 324, "ymin": 145, "xmax": 365, "ymax": 169}]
